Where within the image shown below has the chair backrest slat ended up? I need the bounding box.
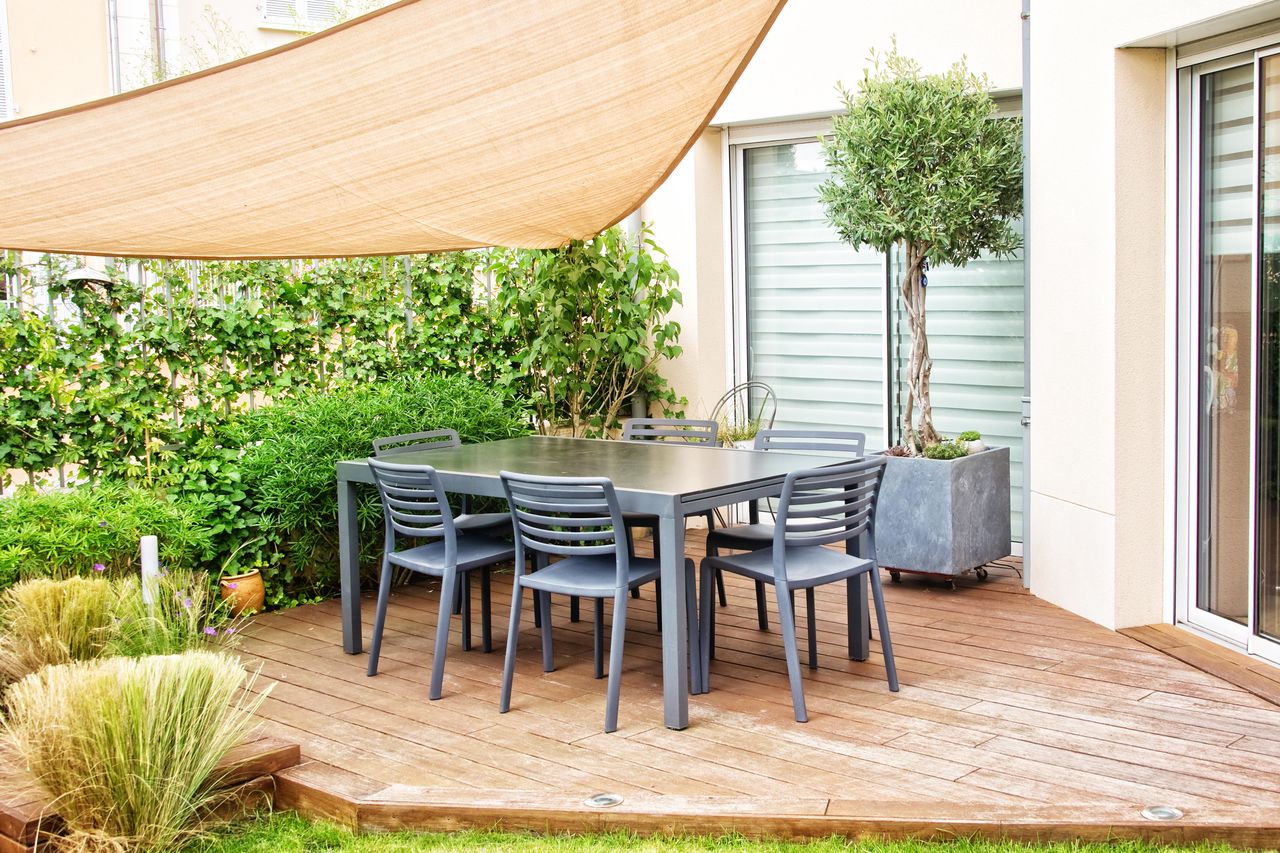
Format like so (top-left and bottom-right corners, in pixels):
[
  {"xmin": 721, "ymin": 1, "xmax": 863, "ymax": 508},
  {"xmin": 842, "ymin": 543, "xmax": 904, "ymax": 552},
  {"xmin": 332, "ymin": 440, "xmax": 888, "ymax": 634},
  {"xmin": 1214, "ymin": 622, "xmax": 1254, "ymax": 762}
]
[
  {"xmin": 372, "ymin": 429, "xmax": 462, "ymax": 456},
  {"xmin": 367, "ymin": 457, "xmax": 456, "ymax": 543},
  {"xmin": 501, "ymin": 473, "xmax": 630, "ymax": 578},
  {"xmin": 621, "ymin": 418, "xmax": 718, "ymax": 446},
  {"xmin": 753, "ymin": 428, "xmax": 865, "ymax": 456},
  {"xmin": 774, "ymin": 458, "xmax": 887, "ymax": 559}
]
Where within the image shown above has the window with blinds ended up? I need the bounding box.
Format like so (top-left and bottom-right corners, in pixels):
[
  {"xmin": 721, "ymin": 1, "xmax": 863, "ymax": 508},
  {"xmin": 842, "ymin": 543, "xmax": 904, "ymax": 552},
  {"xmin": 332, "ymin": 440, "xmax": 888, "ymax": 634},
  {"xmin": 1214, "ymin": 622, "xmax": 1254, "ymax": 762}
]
[
  {"xmin": 739, "ymin": 138, "xmax": 1026, "ymax": 541},
  {"xmin": 262, "ymin": 0, "xmax": 338, "ymax": 29}
]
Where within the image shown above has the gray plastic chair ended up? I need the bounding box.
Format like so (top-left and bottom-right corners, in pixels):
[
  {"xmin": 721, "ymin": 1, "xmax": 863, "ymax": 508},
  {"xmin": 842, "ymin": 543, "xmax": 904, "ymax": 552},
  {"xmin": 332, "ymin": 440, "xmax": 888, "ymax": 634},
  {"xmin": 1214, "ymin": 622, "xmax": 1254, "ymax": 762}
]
[
  {"xmin": 706, "ymin": 429, "xmax": 866, "ymax": 648},
  {"xmin": 699, "ymin": 457, "xmax": 897, "ymax": 723},
  {"xmin": 498, "ymin": 471, "xmax": 697, "ymax": 733},
  {"xmin": 615, "ymin": 417, "xmax": 720, "ymax": 611},
  {"xmin": 365, "ymin": 457, "xmax": 515, "ymax": 699}
]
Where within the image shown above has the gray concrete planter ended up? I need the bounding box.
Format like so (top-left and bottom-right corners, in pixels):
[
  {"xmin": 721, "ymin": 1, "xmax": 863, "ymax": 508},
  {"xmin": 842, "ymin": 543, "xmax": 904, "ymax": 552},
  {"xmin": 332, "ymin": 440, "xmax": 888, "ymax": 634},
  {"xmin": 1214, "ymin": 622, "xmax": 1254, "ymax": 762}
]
[{"xmin": 873, "ymin": 445, "xmax": 1011, "ymax": 586}]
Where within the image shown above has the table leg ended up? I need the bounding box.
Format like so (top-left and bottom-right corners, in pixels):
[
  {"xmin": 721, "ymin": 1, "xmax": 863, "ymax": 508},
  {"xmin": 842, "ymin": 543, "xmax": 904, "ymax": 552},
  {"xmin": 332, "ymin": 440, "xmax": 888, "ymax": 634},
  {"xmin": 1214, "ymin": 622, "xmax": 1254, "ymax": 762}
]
[
  {"xmin": 657, "ymin": 502, "xmax": 690, "ymax": 729},
  {"xmin": 847, "ymin": 530, "xmax": 870, "ymax": 661},
  {"xmin": 338, "ymin": 478, "xmax": 362, "ymax": 654}
]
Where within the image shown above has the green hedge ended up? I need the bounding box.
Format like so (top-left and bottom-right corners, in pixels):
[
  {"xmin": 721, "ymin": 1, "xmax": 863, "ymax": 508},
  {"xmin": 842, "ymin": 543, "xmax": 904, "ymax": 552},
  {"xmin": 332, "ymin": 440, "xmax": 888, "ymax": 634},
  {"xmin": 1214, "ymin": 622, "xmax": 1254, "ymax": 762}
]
[
  {"xmin": 172, "ymin": 373, "xmax": 531, "ymax": 607},
  {"xmin": 0, "ymin": 482, "xmax": 215, "ymax": 588}
]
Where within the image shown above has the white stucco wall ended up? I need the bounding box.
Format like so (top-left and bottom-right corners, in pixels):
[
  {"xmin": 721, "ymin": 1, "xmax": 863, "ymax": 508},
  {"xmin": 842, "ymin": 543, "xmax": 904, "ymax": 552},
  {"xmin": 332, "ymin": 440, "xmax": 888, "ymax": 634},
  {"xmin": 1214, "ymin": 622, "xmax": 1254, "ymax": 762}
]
[{"xmin": 1028, "ymin": 0, "xmax": 1270, "ymax": 628}]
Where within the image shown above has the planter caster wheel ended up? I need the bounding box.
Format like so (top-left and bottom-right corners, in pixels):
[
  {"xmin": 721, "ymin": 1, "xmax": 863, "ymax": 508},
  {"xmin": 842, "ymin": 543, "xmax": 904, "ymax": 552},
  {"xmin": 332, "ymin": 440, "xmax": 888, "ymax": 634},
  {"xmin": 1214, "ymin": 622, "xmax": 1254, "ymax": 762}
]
[
  {"xmin": 888, "ymin": 570, "xmax": 902, "ymax": 584},
  {"xmin": 943, "ymin": 578, "xmax": 956, "ymax": 591},
  {"xmin": 975, "ymin": 567, "xmax": 989, "ymax": 581}
]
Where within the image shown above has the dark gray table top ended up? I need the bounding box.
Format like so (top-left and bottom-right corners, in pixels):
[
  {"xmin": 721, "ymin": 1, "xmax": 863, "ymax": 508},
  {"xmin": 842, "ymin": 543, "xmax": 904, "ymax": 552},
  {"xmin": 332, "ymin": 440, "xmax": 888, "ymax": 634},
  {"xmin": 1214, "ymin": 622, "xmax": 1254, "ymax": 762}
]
[{"xmin": 337, "ymin": 435, "xmax": 850, "ymax": 498}]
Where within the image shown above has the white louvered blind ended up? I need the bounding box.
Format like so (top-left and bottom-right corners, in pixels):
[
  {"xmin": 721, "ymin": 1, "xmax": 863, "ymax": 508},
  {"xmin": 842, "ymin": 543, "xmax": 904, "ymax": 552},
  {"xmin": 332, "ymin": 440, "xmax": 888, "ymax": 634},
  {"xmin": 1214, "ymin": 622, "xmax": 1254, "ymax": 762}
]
[
  {"xmin": 0, "ymin": 0, "xmax": 12, "ymax": 121},
  {"xmin": 744, "ymin": 142, "xmax": 887, "ymax": 449},
  {"xmin": 892, "ymin": 244, "xmax": 1026, "ymax": 540}
]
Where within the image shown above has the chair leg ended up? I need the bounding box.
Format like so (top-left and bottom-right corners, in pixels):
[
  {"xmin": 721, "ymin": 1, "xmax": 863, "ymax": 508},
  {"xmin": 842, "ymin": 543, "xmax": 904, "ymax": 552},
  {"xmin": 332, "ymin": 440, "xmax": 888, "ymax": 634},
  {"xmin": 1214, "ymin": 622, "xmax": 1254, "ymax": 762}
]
[
  {"xmin": 604, "ymin": 590, "xmax": 629, "ymax": 733},
  {"xmin": 460, "ymin": 572, "xmax": 472, "ymax": 652},
  {"xmin": 631, "ymin": 586, "xmax": 641, "ymax": 599},
  {"xmin": 539, "ymin": 591, "xmax": 555, "ymax": 673},
  {"xmin": 868, "ymin": 568, "xmax": 900, "ymax": 692},
  {"xmin": 532, "ymin": 553, "xmax": 546, "ymax": 629},
  {"xmin": 571, "ymin": 596, "xmax": 580, "ymax": 623},
  {"xmin": 366, "ymin": 556, "xmax": 395, "ymax": 677},
  {"xmin": 593, "ymin": 598, "xmax": 605, "ymax": 680},
  {"xmin": 755, "ymin": 580, "xmax": 769, "ymax": 630},
  {"xmin": 685, "ymin": 559, "xmax": 703, "ymax": 695},
  {"xmin": 773, "ymin": 580, "xmax": 808, "ymax": 723},
  {"xmin": 498, "ymin": 582, "xmax": 524, "ymax": 713},
  {"xmin": 429, "ymin": 568, "xmax": 458, "ymax": 700},
  {"xmin": 806, "ymin": 587, "xmax": 818, "ymax": 669},
  {"xmin": 699, "ymin": 559, "xmax": 716, "ymax": 689},
  {"xmin": 480, "ymin": 568, "xmax": 493, "ymax": 653},
  {"xmin": 654, "ymin": 579, "xmax": 662, "ymax": 629},
  {"xmin": 715, "ymin": 569, "xmax": 728, "ymax": 608}
]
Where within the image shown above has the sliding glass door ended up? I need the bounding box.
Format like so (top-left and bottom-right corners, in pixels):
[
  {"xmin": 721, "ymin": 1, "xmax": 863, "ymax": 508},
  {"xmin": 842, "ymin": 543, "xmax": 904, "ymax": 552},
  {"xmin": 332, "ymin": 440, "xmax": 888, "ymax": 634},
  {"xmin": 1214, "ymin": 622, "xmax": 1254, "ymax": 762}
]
[{"xmin": 1182, "ymin": 48, "xmax": 1280, "ymax": 660}]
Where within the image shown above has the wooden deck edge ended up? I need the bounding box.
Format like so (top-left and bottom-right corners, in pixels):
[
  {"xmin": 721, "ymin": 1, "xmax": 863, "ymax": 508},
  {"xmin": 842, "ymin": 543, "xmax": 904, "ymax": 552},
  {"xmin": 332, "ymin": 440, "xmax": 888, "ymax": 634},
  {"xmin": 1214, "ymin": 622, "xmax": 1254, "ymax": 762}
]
[
  {"xmin": 1120, "ymin": 624, "xmax": 1280, "ymax": 708},
  {"xmin": 274, "ymin": 769, "xmax": 1280, "ymax": 846}
]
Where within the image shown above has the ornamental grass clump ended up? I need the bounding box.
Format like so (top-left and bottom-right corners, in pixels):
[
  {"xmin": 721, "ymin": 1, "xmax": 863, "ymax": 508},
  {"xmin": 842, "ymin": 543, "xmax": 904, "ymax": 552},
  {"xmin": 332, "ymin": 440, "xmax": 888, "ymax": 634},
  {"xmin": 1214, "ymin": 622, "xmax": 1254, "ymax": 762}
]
[
  {"xmin": 0, "ymin": 577, "xmax": 114, "ymax": 686},
  {"xmin": 106, "ymin": 571, "xmax": 240, "ymax": 658},
  {"xmin": 2, "ymin": 651, "xmax": 266, "ymax": 852}
]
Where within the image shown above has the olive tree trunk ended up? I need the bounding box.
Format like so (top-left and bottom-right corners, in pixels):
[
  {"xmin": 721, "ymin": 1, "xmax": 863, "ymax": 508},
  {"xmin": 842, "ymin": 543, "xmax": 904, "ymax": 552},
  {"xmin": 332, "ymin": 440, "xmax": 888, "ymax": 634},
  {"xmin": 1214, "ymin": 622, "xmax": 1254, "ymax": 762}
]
[{"xmin": 899, "ymin": 242, "xmax": 938, "ymax": 455}]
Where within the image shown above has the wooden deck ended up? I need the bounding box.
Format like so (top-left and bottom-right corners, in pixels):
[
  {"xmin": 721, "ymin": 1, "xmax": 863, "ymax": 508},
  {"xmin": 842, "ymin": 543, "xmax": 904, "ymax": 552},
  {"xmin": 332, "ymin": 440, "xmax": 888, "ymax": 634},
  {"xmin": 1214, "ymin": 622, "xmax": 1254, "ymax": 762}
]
[{"xmin": 239, "ymin": 531, "xmax": 1280, "ymax": 843}]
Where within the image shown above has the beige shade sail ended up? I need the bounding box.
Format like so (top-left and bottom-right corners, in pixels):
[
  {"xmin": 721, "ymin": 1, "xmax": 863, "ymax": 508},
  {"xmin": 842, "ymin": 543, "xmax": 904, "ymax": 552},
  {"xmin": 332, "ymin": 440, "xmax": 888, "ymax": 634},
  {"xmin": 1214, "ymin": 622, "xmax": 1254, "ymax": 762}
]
[{"xmin": 0, "ymin": 0, "xmax": 786, "ymax": 259}]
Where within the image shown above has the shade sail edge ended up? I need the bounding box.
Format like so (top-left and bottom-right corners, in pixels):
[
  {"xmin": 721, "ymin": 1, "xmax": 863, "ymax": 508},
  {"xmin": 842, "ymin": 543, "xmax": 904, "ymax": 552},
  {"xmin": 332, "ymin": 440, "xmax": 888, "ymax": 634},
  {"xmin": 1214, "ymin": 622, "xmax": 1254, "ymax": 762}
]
[{"xmin": 0, "ymin": 0, "xmax": 789, "ymax": 260}]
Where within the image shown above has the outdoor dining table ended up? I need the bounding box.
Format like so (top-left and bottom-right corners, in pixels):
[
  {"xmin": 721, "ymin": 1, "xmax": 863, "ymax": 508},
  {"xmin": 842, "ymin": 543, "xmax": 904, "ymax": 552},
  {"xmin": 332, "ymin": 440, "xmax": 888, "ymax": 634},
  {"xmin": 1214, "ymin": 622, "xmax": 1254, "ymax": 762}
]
[{"xmin": 334, "ymin": 434, "xmax": 865, "ymax": 730}]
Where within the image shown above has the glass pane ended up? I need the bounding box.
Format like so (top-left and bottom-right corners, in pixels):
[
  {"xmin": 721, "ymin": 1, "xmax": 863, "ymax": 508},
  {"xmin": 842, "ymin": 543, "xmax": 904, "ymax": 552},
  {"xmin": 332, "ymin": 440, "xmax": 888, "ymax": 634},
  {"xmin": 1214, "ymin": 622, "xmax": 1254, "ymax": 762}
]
[
  {"xmin": 1197, "ymin": 64, "xmax": 1254, "ymax": 625},
  {"xmin": 743, "ymin": 143, "xmax": 887, "ymax": 449},
  {"xmin": 1257, "ymin": 55, "xmax": 1280, "ymax": 641}
]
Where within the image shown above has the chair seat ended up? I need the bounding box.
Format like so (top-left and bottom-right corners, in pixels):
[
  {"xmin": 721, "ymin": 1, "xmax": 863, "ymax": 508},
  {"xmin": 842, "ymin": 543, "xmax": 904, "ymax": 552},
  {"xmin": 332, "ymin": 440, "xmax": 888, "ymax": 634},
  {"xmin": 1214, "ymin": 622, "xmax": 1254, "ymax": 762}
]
[
  {"xmin": 521, "ymin": 556, "xmax": 662, "ymax": 596},
  {"xmin": 388, "ymin": 534, "xmax": 514, "ymax": 575},
  {"xmin": 456, "ymin": 512, "xmax": 511, "ymax": 533},
  {"xmin": 705, "ymin": 545, "xmax": 872, "ymax": 590},
  {"xmin": 707, "ymin": 522, "xmax": 774, "ymax": 550}
]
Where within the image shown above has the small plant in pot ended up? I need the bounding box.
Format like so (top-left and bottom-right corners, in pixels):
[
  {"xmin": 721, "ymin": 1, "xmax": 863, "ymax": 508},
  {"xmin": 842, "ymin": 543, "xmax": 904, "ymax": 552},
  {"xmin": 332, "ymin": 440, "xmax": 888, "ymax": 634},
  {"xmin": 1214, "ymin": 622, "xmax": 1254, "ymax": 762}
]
[
  {"xmin": 719, "ymin": 417, "xmax": 762, "ymax": 449},
  {"xmin": 957, "ymin": 430, "xmax": 987, "ymax": 455},
  {"xmin": 217, "ymin": 539, "xmax": 265, "ymax": 616}
]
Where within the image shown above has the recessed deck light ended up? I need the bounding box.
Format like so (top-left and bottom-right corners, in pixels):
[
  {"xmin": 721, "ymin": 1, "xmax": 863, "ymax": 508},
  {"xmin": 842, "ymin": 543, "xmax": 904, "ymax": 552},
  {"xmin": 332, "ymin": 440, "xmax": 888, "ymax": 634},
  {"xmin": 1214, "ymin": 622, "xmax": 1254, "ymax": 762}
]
[
  {"xmin": 584, "ymin": 793, "xmax": 623, "ymax": 808},
  {"xmin": 1141, "ymin": 806, "xmax": 1184, "ymax": 821}
]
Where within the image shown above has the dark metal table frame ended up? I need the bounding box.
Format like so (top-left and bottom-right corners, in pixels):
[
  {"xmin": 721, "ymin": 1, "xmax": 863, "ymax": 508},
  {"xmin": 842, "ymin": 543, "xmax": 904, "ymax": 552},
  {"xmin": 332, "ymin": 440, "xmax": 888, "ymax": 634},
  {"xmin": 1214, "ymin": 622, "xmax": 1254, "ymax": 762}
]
[{"xmin": 335, "ymin": 436, "xmax": 867, "ymax": 730}]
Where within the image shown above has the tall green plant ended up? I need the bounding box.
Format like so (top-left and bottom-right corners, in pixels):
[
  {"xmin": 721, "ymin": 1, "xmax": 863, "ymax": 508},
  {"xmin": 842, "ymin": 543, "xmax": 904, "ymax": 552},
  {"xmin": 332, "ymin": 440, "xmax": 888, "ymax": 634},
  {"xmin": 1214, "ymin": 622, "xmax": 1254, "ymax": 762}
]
[
  {"xmin": 493, "ymin": 225, "xmax": 684, "ymax": 436},
  {"xmin": 819, "ymin": 46, "xmax": 1022, "ymax": 454}
]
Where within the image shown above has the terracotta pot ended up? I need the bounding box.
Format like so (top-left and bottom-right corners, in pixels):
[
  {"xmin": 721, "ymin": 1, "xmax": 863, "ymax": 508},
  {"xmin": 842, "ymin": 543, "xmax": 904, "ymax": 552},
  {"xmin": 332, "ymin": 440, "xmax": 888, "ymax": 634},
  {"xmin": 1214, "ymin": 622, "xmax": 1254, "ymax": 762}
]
[{"xmin": 219, "ymin": 569, "xmax": 265, "ymax": 616}]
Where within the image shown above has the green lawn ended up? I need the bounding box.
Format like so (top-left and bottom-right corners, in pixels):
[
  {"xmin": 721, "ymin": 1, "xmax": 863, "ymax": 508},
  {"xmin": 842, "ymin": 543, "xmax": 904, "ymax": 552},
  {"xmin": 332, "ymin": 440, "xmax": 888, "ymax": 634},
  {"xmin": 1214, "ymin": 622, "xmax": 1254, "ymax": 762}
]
[{"xmin": 187, "ymin": 813, "xmax": 1247, "ymax": 853}]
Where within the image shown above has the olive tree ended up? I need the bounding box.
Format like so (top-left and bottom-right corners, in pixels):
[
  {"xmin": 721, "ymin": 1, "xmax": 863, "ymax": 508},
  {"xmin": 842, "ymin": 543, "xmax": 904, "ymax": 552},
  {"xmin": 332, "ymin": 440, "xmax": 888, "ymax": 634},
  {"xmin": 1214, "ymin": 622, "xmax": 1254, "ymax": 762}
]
[{"xmin": 818, "ymin": 47, "xmax": 1022, "ymax": 454}]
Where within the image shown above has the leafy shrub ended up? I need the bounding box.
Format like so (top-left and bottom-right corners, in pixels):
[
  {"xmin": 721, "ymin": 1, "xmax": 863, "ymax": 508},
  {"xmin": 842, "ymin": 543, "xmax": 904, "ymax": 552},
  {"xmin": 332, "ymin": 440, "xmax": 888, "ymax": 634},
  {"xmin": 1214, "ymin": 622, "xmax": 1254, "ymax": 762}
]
[
  {"xmin": 0, "ymin": 482, "xmax": 215, "ymax": 588},
  {"xmin": 922, "ymin": 440, "xmax": 969, "ymax": 460},
  {"xmin": 958, "ymin": 430, "xmax": 982, "ymax": 442},
  {"xmin": 2, "ymin": 650, "xmax": 266, "ymax": 851},
  {"xmin": 0, "ymin": 577, "xmax": 114, "ymax": 686},
  {"xmin": 175, "ymin": 374, "xmax": 530, "ymax": 606}
]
